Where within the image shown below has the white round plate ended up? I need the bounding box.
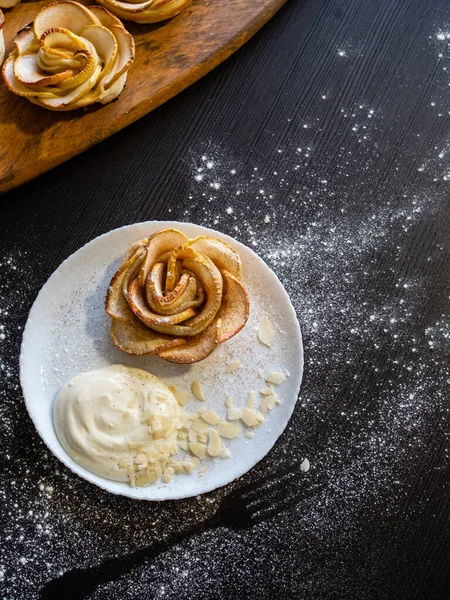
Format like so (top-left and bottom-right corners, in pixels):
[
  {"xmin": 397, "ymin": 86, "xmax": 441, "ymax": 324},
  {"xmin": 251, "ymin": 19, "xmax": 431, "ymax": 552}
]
[{"xmin": 20, "ymin": 222, "xmax": 303, "ymax": 500}]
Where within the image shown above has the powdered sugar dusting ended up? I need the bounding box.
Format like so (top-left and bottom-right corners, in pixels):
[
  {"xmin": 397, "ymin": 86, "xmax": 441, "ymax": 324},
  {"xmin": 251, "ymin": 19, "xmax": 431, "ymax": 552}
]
[{"xmin": 2, "ymin": 19, "xmax": 450, "ymax": 599}]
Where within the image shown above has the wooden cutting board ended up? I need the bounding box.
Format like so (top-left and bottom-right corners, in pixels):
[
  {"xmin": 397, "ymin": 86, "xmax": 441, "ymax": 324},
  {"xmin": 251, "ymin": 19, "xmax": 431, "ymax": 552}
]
[{"xmin": 0, "ymin": 0, "xmax": 287, "ymax": 193}]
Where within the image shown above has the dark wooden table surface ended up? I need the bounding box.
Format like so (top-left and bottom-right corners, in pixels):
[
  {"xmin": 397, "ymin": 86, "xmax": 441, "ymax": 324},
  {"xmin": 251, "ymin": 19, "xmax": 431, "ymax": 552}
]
[{"xmin": 2, "ymin": 0, "xmax": 450, "ymax": 598}]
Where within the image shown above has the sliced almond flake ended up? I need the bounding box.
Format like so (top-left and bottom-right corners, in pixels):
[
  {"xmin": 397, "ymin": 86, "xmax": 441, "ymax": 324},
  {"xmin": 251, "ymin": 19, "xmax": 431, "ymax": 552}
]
[
  {"xmin": 150, "ymin": 417, "xmax": 163, "ymax": 432},
  {"xmin": 260, "ymin": 395, "xmax": 274, "ymax": 415},
  {"xmin": 171, "ymin": 458, "xmax": 200, "ymax": 474},
  {"xmin": 260, "ymin": 387, "xmax": 274, "ymax": 396},
  {"xmin": 265, "ymin": 393, "xmax": 277, "ymax": 411},
  {"xmin": 178, "ymin": 439, "xmax": 188, "ymax": 451},
  {"xmin": 245, "ymin": 431, "xmax": 255, "ymax": 439},
  {"xmin": 178, "ymin": 430, "xmax": 188, "ymax": 440},
  {"xmin": 197, "ymin": 432, "xmax": 207, "ymax": 444},
  {"xmin": 188, "ymin": 430, "xmax": 198, "ymax": 443},
  {"xmin": 300, "ymin": 458, "xmax": 310, "ymax": 472},
  {"xmin": 153, "ymin": 426, "xmax": 168, "ymax": 440},
  {"xmin": 258, "ymin": 368, "xmax": 265, "ymax": 379},
  {"xmin": 140, "ymin": 411, "xmax": 154, "ymax": 422},
  {"xmin": 190, "ymin": 412, "xmax": 200, "ymax": 420},
  {"xmin": 207, "ymin": 428, "xmax": 221, "ymax": 457},
  {"xmin": 128, "ymin": 466, "xmax": 137, "ymax": 487},
  {"xmin": 266, "ymin": 372, "xmax": 286, "ymax": 385},
  {"xmin": 241, "ymin": 407, "xmax": 257, "ymax": 427},
  {"xmin": 227, "ymin": 406, "xmax": 242, "ymax": 420},
  {"xmin": 180, "ymin": 414, "xmax": 192, "ymax": 429},
  {"xmin": 220, "ymin": 447, "xmax": 231, "ymax": 459},
  {"xmin": 246, "ymin": 390, "xmax": 255, "ymax": 410},
  {"xmin": 172, "ymin": 388, "xmax": 193, "ymax": 406},
  {"xmin": 258, "ymin": 319, "xmax": 275, "ymax": 347},
  {"xmin": 198, "ymin": 467, "xmax": 207, "ymax": 476},
  {"xmin": 226, "ymin": 361, "xmax": 242, "ymax": 374},
  {"xmin": 201, "ymin": 410, "xmax": 221, "ymax": 426},
  {"xmin": 163, "ymin": 467, "xmax": 174, "ymax": 483},
  {"xmin": 191, "ymin": 381, "xmax": 205, "ymax": 401},
  {"xmin": 128, "ymin": 442, "xmax": 147, "ymax": 450},
  {"xmin": 189, "ymin": 458, "xmax": 201, "ymax": 471},
  {"xmin": 118, "ymin": 458, "xmax": 129, "ymax": 469},
  {"xmin": 191, "ymin": 419, "xmax": 209, "ymax": 433},
  {"xmin": 135, "ymin": 471, "xmax": 157, "ymax": 487},
  {"xmin": 275, "ymin": 396, "xmax": 281, "ymax": 405},
  {"xmin": 135, "ymin": 453, "xmax": 147, "ymax": 466},
  {"xmin": 253, "ymin": 411, "xmax": 265, "ymax": 427},
  {"xmin": 189, "ymin": 442, "xmax": 207, "ymax": 459},
  {"xmin": 217, "ymin": 422, "xmax": 241, "ymax": 439},
  {"xmin": 225, "ymin": 396, "xmax": 233, "ymax": 408},
  {"xmin": 197, "ymin": 406, "xmax": 207, "ymax": 414}
]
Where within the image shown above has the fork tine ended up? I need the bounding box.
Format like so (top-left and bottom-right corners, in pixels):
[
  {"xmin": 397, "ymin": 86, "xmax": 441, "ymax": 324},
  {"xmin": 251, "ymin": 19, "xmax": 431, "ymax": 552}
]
[
  {"xmin": 238, "ymin": 460, "xmax": 302, "ymax": 501},
  {"xmin": 249, "ymin": 493, "xmax": 301, "ymax": 524},
  {"xmin": 244, "ymin": 469, "xmax": 299, "ymax": 507},
  {"xmin": 249, "ymin": 472, "xmax": 301, "ymax": 510}
]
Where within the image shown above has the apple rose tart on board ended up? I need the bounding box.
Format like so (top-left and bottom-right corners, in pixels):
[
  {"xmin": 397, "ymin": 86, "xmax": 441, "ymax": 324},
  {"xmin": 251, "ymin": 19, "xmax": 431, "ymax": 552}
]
[
  {"xmin": 0, "ymin": 11, "xmax": 4, "ymax": 66},
  {"xmin": 2, "ymin": 2, "xmax": 135, "ymax": 110},
  {"xmin": 95, "ymin": 0, "xmax": 191, "ymax": 24},
  {"xmin": 105, "ymin": 229, "xmax": 250, "ymax": 363}
]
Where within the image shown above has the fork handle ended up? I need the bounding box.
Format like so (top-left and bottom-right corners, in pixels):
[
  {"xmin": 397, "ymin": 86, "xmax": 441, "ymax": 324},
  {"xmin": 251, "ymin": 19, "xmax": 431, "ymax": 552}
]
[{"xmin": 39, "ymin": 519, "xmax": 214, "ymax": 600}]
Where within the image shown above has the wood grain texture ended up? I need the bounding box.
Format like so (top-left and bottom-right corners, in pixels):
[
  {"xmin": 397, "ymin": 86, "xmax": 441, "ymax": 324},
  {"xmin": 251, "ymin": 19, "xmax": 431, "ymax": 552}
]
[{"xmin": 0, "ymin": 0, "xmax": 287, "ymax": 192}]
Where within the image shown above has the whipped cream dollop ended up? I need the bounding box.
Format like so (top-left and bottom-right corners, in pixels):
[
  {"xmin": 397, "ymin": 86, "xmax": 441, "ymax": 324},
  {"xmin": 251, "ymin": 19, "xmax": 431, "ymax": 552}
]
[{"xmin": 54, "ymin": 364, "xmax": 181, "ymax": 483}]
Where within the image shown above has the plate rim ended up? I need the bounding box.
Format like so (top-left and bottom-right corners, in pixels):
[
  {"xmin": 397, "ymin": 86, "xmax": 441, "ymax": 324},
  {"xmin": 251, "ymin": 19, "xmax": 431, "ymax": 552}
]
[{"xmin": 19, "ymin": 220, "xmax": 304, "ymax": 500}]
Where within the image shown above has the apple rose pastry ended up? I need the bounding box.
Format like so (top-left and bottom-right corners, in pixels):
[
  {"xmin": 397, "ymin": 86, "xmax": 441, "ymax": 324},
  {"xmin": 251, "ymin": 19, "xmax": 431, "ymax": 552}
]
[
  {"xmin": 106, "ymin": 229, "xmax": 250, "ymax": 363},
  {"xmin": 0, "ymin": 0, "xmax": 20, "ymax": 9},
  {"xmin": 2, "ymin": 2, "xmax": 135, "ymax": 111},
  {"xmin": 0, "ymin": 11, "xmax": 4, "ymax": 67},
  {"xmin": 95, "ymin": 0, "xmax": 191, "ymax": 24}
]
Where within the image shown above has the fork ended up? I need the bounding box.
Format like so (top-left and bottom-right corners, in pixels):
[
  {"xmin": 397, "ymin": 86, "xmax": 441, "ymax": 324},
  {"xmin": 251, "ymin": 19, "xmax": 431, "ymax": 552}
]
[{"xmin": 40, "ymin": 460, "xmax": 304, "ymax": 600}]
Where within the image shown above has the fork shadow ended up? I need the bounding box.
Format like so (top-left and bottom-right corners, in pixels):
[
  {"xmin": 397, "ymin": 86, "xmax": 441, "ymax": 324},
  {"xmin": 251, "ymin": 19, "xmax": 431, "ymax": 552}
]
[{"xmin": 39, "ymin": 460, "xmax": 307, "ymax": 600}]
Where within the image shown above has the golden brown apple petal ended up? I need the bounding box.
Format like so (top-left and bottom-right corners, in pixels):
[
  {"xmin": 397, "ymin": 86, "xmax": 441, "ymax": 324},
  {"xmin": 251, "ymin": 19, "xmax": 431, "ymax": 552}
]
[
  {"xmin": 13, "ymin": 53, "xmax": 75, "ymax": 86},
  {"xmin": 127, "ymin": 278, "xmax": 196, "ymax": 329},
  {"xmin": 150, "ymin": 255, "xmax": 222, "ymax": 337},
  {"xmin": 89, "ymin": 7, "xmax": 135, "ymax": 88},
  {"xmin": 165, "ymin": 255, "xmax": 183, "ymax": 293},
  {"xmin": 80, "ymin": 24, "xmax": 117, "ymax": 78},
  {"xmin": 0, "ymin": 0, "xmax": 21, "ymax": 8},
  {"xmin": 155, "ymin": 251, "xmax": 171, "ymax": 264},
  {"xmin": 33, "ymin": 1, "xmax": 100, "ymax": 39},
  {"xmin": 165, "ymin": 244, "xmax": 192, "ymax": 291},
  {"xmin": 216, "ymin": 271, "xmax": 250, "ymax": 343},
  {"xmin": 122, "ymin": 238, "xmax": 148, "ymax": 264},
  {"xmin": 158, "ymin": 319, "xmax": 222, "ymax": 364},
  {"xmin": 14, "ymin": 29, "xmax": 36, "ymax": 54},
  {"xmin": 105, "ymin": 249, "xmax": 145, "ymax": 320},
  {"xmin": 96, "ymin": 0, "xmax": 191, "ymax": 23},
  {"xmin": 2, "ymin": 56, "xmax": 55, "ymax": 98},
  {"xmin": 186, "ymin": 236, "xmax": 243, "ymax": 280},
  {"xmin": 111, "ymin": 317, "xmax": 186, "ymax": 356},
  {"xmin": 34, "ymin": 64, "xmax": 102, "ymax": 109},
  {"xmin": 122, "ymin": 252, "xmax": 146, "ymax": 299},
  {"xmin": 146, "ymin": 266, "xmax": 199, "ymax": 315},
  {"xmin": 139, "ymin": 229, "xmax": 188, "ymax": 287}
]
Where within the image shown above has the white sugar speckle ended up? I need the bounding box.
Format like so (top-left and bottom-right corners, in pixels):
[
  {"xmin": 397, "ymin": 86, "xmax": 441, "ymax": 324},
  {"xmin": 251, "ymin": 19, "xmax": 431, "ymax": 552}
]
[{"xmin": 300, "ymin": 458, "xmax": 310, "ymax": 472}]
